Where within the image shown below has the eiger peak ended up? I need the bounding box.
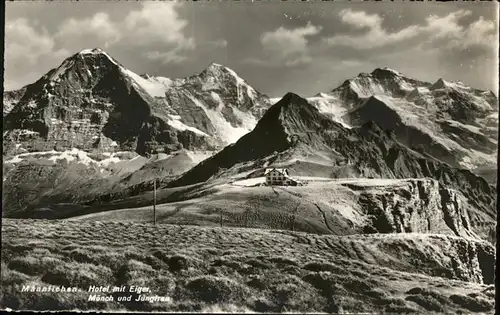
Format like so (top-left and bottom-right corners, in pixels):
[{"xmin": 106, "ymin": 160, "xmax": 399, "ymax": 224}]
[
  {"xmin": 75, "ymin": 47, "xmax": 117, "ymax": 63},
  {"xmin": 78, "ymin": 47, "xmax": 105, "ymax": 55}
]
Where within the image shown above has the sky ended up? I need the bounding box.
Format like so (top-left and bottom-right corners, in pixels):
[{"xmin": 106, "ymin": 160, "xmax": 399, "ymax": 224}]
[{"xmin": 4, "ymin": 1, "xmax": 499, "ymax": 98}]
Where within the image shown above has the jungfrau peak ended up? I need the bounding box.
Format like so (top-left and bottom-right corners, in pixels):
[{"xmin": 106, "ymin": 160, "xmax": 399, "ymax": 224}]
[{"xmin": 305, "ymin": 67, "xmax": 498, "ymax": 172}]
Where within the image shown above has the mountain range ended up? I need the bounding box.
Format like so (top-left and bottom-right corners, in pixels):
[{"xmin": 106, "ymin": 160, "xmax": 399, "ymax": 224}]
[{"xmin": 2, "ymin": 48, "xmax": 498, "ymax": 241}]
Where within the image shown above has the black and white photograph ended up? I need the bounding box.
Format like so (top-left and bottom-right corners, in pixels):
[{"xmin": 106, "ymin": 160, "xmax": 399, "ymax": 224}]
[{"xmin": 1, "ymin": 0, "xmax": 498, "ymax": 313}]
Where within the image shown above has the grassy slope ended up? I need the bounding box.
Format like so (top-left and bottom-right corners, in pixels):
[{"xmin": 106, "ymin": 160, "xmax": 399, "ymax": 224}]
[
  {"xmin": 70, "ymin": 181, "xmax": 367, "ymax": 235},
  {"xmin": 69, "ymin": 178, "xmax": 491, "ymax": 241},
  {"xmin": 1, "ymin": 219, "xmax": 494, "ymax": 313}
]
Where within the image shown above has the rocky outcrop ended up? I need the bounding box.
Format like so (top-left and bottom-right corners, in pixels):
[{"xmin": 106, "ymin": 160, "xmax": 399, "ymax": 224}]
[
  {"xmin": 3, "ymin": 87, "xmax": 27, "ymax": 115},
  {"xmin": 345, "ymin": 179, "xmax": 475, "ymax": 238},
  {"xmin": 372, "ymin": 233, "xmax": 495, "ymax": 284}
]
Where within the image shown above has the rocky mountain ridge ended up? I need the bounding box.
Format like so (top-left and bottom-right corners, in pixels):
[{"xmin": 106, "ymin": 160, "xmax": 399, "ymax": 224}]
[
  {"xmin": 3, "ymin": 48, "xmax": 271, "ymax": 157},
  {"xmin": 306, "ymin": 68, "xmax": 498, "ymax": 172}
]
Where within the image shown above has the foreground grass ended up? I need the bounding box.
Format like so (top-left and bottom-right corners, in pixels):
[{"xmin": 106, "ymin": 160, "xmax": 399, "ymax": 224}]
[{"xmin": 1, "ymin": 219, "xmax": 495, "ymax": 313}]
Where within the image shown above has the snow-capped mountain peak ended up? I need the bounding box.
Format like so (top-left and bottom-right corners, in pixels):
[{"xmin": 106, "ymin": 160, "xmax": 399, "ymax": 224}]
[
  {"xmin": 46, "ymin": 47, "xmax": 121, "ymax": 83},
  {"xmin": 430, "ymin": 78, "xmax": 473, "ymax": 92},
  {"xmin": 77, "ymin": 47, "xmax": 119, "ymax": 65},
  {"xmin": 372, "ymin": 67, "xmax": 402, "ymax": 76},
  {"xmin": 79, "ymin": 47, "xmax": 104, "ymax": 55},
  {"xmin": 201, "ymin": 62, "xmax": 248, "ymax": 86}
]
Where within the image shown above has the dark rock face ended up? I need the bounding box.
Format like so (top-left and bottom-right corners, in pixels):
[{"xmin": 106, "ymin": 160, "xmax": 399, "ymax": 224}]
[
  {"xmin": 352, "ymin": 179, "xmax": 475, "ymax": 238},
  {"xmin": 4, "ymin": 49, "xmax": 153, "ymax": 153}
]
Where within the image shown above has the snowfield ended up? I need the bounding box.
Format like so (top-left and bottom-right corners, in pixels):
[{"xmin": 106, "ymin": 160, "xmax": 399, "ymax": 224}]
[
  {"xmin": 189, "ymin": 96, "xmax": 253, "ymax": 144},
  {"xmin": 122, "ymin": 68, "xmax": 170, "ymax": 98},
  {"xmin": 307, "ymin": 95, "xmax": 352, "ymax": 129},
  {"xmin": 167, "ymin": 114, "xmax": 209, "ymax": 136},
  {"xmin": 4, "ymin": 148, "xmax": 139, "ymax": 167}
]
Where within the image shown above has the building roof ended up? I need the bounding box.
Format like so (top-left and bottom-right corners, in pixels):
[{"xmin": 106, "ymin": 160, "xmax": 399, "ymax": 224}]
[{"xmin": 264, "ymin": 168, "xmax": 289, "ymax": 176}]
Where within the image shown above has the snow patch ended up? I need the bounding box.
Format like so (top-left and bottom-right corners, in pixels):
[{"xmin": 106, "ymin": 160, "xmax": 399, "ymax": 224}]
[
  {"xmin": 122, "ymin": 68, "xmax": 169, "ymax": 98},
  {"xmin": 232, "ymin": 177, "xmax": 266, "ymax": 187},
  {"xmin": 372, "ymin": 95, "xmax": 497, "ymax": 169},
  {"xmin": 443, "ymin": 120, "xmax": 483, "ymax": 135},
  {"xmin": 226, "ymin": 67, "xmax": 246, "ymax": 87},
  {"xmin": 167, "ymin": 115, "xmax": 209, "ymax": 136},
  {"xmin": 50, "ymin": 118, "xmax": 63, "ymax": 125},
  {"xmin": 17, "ymin": 129, "xmax": 38, "ymax": 136},
  {"xmin": 270, "ymin": 98, "xmax": 282, "ymax": 105},
  {"xmin": 79, "ymin": 48, "xmax": 119, "ymax": 66},
  {"xmin": 210, "ymin": 92, "xmax": 224, "ymax": 110},
  {"xmin": 26, "ymin": 101, "xmax": 38, "ymax": 109},
  {"xmin": 79, "ymin": 48, "xmax": 102, "ymax": 55},
  {"xmin": 349, "ymin": 78, "xmax": 386, "ymax": 98},
  {"xmin": 184, "ymin": 150, "xmax": 214, "ymax": 164},
  {"xmin": 49, "ymin": 59, "xmax": 74, "ymax": 81},
  {"xmin": 201, "ymin": 76, "xmax": 221, "ymax": 91},
  {"xmin": 189, "ymin": 95, "xmax": 254, "ymax": 144},
  {"xmin": 307, "ymin": 95, "xmax": 351, "ymax": 128},
  {"xmin": 231, "ymin": 107, "xmax": 258, "ymax": 131},
  {"xmin": 4, "ymin": 148, "xmax": 138, "ymax": 168},
  {"xmin": 6, "ymin": 156, "xmax": 24, "ymax": 164}
]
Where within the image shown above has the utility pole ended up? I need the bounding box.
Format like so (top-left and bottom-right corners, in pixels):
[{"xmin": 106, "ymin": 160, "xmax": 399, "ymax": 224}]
[{"xmin": 153, "ymin": 179, "xmax": 157, "ymax": 225}]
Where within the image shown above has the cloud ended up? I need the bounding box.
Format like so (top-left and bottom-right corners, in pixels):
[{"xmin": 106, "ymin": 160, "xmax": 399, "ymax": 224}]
[
  {"xmin": 5, "ymin": 18, "xmax": 67, "ymax": 66},
  {"xmin": 338, "ymin": 9, "xmax": 383, "ymax": 30},
  {"xmin": 122, "ymin": 1, "xmax": 195, "ymax": 62},
  {"xmin": 146, "ymin": 48, "xmax": 192, "ymax": 65},
  {"xmin": 324, "ymin": 9, "xmax": 420, "ymax": 50},
  {"xmin": 53, "ymin": 2, "xmax": 195, "ymax": 65},
  {"xmin": 208, "ymin": 39, "xmax": 228, "ymax": 48},
  {"xmin": 324, "ymin": 9, "xmax": 496, "ymax": 53},
  {"xmin": 256, "ymin": 22, "xmax": 322, "ymax": 67},
  {"xmin": 446, "ymin": 16, "xmax": 496, "ymax": 50},
  {"xmin": 4, "ymin": 18, "xmax": 69, "ymax": 90},
  {"xmin": 55, "ymin": 12, "xmax": 120, "ymax": 48}
]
